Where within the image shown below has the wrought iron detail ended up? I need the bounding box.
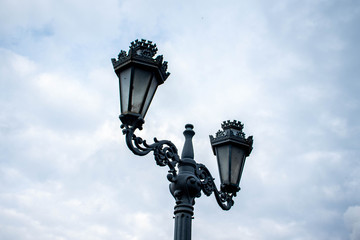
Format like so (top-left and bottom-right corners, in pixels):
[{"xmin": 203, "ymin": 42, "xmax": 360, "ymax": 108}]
[
  {"xmin": 196, "ymin": 163, "xmax": 236, "ymax": 210},
  {"xmin": 121, "ymin": 122, "xmax": 180, "ymax": 177}
]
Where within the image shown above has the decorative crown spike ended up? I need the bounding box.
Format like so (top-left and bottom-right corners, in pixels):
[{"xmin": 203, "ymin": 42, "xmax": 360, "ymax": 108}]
[
  {"xmin": 112, "ymin": 39, "xmax": 170, "ymax": 82},
  {"xmin": 209, "ymin": 120, "xmax": 254, "ymax": 156},
  {"xmin": 130, "ymin": 39, "xmax": 158, "ymax": 57},
  {"xmin": 221, "ymin": 120, "xmax": 244, "ymax": 131}
]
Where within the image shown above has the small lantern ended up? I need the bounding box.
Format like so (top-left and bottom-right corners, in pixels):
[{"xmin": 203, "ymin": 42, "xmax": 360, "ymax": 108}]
[
  {"xmin": 112, "ymin": 39, "xmax": 170, "ymax": 126},
  {"xmin": 210, "ymin": 120, "xmax": 253, "ymax": 194}
]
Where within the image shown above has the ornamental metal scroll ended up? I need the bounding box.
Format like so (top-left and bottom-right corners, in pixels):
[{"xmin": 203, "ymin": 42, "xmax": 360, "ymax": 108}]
[
  {"xmin": 121, "ymin": 121, "xmax": 180, "ymax": 177},
  {"xmin": 196, "ymin": 163, "xmax": 235, "ymax": 210}
]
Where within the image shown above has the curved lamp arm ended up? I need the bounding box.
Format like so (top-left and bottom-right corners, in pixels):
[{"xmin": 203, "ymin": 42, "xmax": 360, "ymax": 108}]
[
  {"xmin": 196, "ymin": 163, "xmax": 236, "ymax": 210},
  {"xmin": 121, "ymin": 120, "xmax": 180, "ymax": 176},
  {"xmin": 120, "ymin": 118, "xmax": 237, "ymax": 211}
]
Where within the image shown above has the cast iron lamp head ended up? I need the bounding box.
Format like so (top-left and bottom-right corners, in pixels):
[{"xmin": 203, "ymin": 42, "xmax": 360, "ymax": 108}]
[
  {"xmin": 210, "ymin": 120, "xmax": 253, "ymax": 194},
  {"xmin": 111, "ymin": 39, "xmax": 170, "ymax": 129}
]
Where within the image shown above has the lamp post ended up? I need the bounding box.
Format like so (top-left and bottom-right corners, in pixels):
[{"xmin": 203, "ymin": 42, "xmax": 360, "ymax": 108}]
[{"xmin": 112, "ymin": 39, "xmax": 254, "ymax": 240}]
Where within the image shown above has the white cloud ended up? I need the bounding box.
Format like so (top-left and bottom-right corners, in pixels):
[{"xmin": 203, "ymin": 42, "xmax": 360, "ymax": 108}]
[{"xmin": 344, "ymin": 206, "xmax": 360, "ymax": 240}]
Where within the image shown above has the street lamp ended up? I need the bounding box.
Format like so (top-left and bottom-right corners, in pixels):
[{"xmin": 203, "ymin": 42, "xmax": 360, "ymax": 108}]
[
  {"xmin": 210, "ymin": 120, "xmax": 253, "ymax": 194},
  {"xmin": 112, "ymin": 39, "xmax": 170, "ymax": 129},
  {"xmin": 112, "ymin": 39, "xmax": 254, "ymax": 240}
]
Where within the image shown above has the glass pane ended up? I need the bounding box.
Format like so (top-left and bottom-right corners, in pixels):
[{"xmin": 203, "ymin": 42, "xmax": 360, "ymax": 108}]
[
  {"xmin": 131, "ymin": 68, "xmax": 152, "ymax": 114},
  {"xmin": 216, "ymin": 145, "xmax": 230, "ymax": 185},
  {"xmin": 141, "ymin": 75, "xmax": 158, "ymax": 117},
  {"xmin": 119, "ymin": 67, "xmax": 131, "ymax": 114},
  {"xmin": 230, "ymin": 145, "xmax": 246, "ymax": 185}
]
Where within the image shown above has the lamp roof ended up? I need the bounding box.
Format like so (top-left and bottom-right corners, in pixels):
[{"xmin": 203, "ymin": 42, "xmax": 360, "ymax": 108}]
[
  {"xmin": 111, "ymin": 39, "xmax": 170, "ymax": 84},
  {"xmin": 210, "ymin": 120, "xmax": 253, "ymax": 155}
]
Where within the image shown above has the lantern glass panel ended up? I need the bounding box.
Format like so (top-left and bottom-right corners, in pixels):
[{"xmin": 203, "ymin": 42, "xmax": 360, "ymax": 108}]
[
  {"xmin": 119, "ymin": 67, "xmax": 131, "ymax": 114},
  {"xmin": 131, "ymin": 68, "xmax": 153, "ymax": 114},
  {"xmin": 230, "ymin": 145, "xmax": 246, "ymax": 185},
  {"xmin": 216, "ymin": 145, "xmax": 230, "ymax": 185},
  {"xmin": 141, "ymin": 75, "xmax": 158, "ymax": 117}
]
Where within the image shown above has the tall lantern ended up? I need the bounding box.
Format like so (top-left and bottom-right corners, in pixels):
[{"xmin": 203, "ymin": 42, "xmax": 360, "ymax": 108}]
[
  {"xmin": 210, "ymin": 120, "xmax": 253, "ymax": 194},
  {"xmin": 111, "ymin": 39, "xmax": 170, "ymax": 127}
]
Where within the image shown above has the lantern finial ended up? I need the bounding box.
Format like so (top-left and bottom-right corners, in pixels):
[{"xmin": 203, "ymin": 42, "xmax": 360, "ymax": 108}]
[
  {"xmin": 222, "ymin": 120, "xmax": 243, "ymax": 131},
  {"xmin": 130, "ymin": 39, "xmax": 158, "ymax": 57}
]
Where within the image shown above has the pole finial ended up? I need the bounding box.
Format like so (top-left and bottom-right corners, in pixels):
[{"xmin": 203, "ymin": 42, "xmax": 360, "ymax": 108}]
[{"xmin": 181, "ymin": 124, "xmax": 195, "ymax": 160}]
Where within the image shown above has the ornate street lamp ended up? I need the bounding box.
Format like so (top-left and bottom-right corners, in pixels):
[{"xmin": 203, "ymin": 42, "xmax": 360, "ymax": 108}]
[
  {"xmin": 112, "ymin": 39, "xmax": 254, "ymax": 240},
  {"xmin": 210, "ymin": 121, "xmax": 253, "ymax": 194},
  {"xmin": 112, "ymin": 39, "xmax": 170, "ymax": 129}
]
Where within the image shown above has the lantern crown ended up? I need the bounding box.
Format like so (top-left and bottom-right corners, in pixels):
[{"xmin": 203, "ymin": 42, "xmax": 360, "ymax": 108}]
[
  {"xmin": 210, "ymin": 120, "xmax": 253, "ymax": 156},
  {"xmin": 130, "ymin": 39, "xmax": 158, "ymax": 57},
  {"xmin": 111, "ymin": 39, "xmax": 170, "ymax": 82},
  {"xmin": 222, "ymin": 120, "xmax": 243, "ymax": 131}
]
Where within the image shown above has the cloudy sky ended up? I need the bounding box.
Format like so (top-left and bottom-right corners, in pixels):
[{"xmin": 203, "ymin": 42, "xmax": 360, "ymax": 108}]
[{"xmin": 1, "ymin": 0, "xmax": 360, "ymax": 239}]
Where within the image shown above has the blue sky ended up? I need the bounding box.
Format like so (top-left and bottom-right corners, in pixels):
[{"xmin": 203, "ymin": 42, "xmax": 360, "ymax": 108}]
[{"xmin": 1, "ymin": 0, "xmax": 359, "ymax": 239}]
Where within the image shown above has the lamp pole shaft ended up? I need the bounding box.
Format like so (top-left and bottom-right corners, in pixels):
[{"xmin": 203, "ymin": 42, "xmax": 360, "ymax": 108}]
[
  {"xmin": 170, "ymin": 124, "xmax": 201, "ymax": 240},
  {"xmin": 174, "ymin": 204, "xmax": 193, "ymax": 240}
]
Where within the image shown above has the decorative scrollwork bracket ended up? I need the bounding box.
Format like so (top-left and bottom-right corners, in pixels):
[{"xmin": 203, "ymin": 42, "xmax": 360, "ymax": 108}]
[
  {"xmin": 120, "ymin": 118, "xmax": 180, "ymax": 178},
  {"xmin": 196, "ymin": 163, "xmax": 237, "ymax": 210}
]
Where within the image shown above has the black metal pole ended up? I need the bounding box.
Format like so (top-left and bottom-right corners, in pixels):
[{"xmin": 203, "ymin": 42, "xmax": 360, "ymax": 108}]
[{"xmin": 170, "ymin": 124, "xmax": 201, "ymax": 240}]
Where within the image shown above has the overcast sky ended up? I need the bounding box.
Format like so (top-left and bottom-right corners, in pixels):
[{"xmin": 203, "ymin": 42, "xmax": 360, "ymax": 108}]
[{"xmin": 1, "ymin": 0, "xmax": 360, "ymax": 240}]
